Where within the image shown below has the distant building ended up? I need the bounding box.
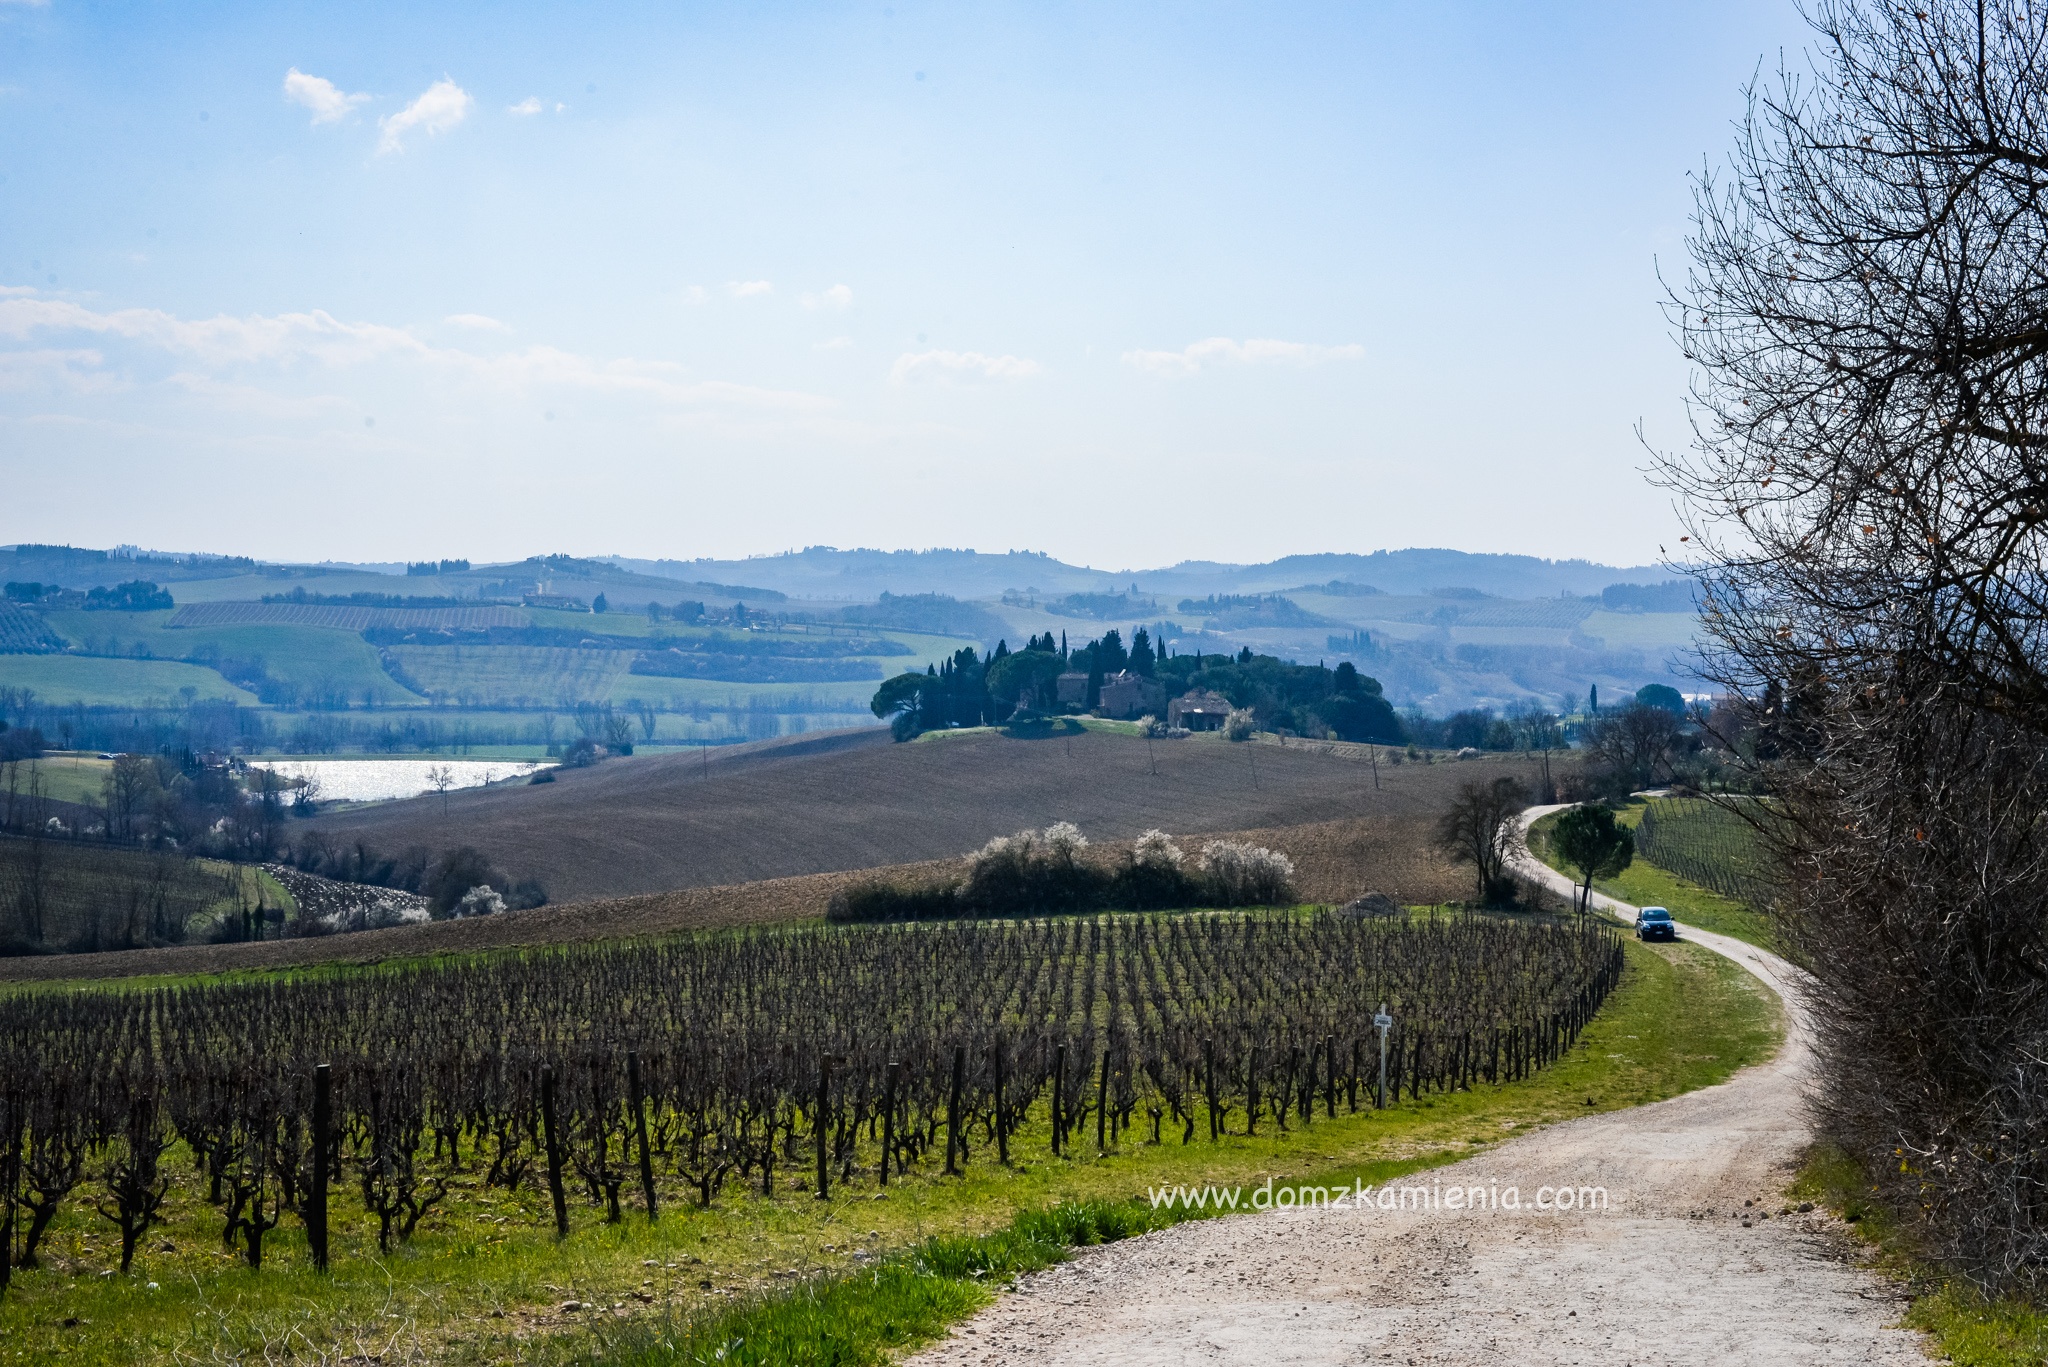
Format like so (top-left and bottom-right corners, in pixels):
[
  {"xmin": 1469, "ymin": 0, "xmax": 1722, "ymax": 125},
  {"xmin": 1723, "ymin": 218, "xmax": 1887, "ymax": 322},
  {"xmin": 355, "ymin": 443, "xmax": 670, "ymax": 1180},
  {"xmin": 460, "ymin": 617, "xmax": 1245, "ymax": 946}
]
[
  {"xmin": 1097, "ymin": 670, "xmax": 1166, "ymax": 720},
  {"xmin": 1056, "ymin": 671, "xmax": 1091, "ymax": 707},
  {"xmin": 1169, "ymin": 689, "xmax": 1233, "ymax": 731}
]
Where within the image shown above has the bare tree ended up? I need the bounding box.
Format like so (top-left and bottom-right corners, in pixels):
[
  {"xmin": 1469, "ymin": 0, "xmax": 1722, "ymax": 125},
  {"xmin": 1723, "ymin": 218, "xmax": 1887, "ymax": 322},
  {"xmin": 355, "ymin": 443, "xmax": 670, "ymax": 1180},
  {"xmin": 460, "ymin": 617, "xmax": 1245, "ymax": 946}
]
[
  {"xmin": 424, "ymin": 764, "xmax": 455, "ymax": 817},
  {"xmin": 1585, "ymin": 703, "xmax": 1682, "ymax": 793},
  {"xmin": 1433, "ymin": 776, "xmax": 1528, "ymax": 905},
  {"xmin": 1660, "ymin": 0, "xmax": 2048, "ymax": 1294},
  {"xmin": 1511, "ymin": 705, "xmax": 1564, "ymax": 802}
]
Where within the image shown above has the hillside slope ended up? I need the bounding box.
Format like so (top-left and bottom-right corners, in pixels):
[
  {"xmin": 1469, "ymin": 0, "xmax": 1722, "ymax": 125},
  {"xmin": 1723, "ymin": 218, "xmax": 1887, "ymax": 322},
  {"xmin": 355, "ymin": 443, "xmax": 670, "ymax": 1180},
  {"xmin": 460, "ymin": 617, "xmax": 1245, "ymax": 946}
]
[{"xmin": 306, "ymin": 727, "xmax": 1526, "ymax": 903}]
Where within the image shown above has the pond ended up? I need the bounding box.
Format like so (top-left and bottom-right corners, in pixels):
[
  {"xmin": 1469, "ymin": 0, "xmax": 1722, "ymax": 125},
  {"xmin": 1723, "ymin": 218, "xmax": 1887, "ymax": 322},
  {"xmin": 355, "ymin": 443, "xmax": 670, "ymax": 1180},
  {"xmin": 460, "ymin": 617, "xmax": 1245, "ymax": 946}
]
[{"xmin": 247, "ymin": 758, "xmax": 551, "ymax": 803}]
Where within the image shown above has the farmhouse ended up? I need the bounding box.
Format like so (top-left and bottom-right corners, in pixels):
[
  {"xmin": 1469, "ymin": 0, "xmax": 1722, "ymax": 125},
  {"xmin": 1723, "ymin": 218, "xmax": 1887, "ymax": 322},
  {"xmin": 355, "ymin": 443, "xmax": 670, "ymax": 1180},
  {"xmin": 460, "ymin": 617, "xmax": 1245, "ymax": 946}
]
[
  {"xmin": 1096, "ymin": 670, "xmax": 1167, "ymax": 720},
  {"xmin": 1169, "ymin": 688, "xmax": 1233, "ymax": 731},
  {"xmin": 1051, "ymin": 669, "xmax": 1167, "ymax": 718}
]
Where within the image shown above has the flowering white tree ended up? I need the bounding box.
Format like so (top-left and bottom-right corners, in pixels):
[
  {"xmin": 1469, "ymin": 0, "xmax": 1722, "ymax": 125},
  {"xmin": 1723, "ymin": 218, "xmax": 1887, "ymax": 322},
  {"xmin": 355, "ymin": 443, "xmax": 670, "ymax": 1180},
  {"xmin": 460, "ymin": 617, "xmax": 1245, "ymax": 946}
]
[{"xmin": 1200, "ymin": 840, "xmax": 1296, "ymax": 906}]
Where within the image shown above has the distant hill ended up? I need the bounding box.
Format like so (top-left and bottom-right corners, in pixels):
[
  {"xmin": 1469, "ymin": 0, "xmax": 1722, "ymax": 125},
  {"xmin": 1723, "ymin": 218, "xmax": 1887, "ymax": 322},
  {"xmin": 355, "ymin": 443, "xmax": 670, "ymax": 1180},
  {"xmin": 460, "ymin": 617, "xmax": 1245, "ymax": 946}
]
[
  {"xmin": 606, "ymin": 546, "xmax": 1671, "ymax": 603},
  {"xmin": 1, "ymin": 540, "xmax": 1699, "ymax": 715}
]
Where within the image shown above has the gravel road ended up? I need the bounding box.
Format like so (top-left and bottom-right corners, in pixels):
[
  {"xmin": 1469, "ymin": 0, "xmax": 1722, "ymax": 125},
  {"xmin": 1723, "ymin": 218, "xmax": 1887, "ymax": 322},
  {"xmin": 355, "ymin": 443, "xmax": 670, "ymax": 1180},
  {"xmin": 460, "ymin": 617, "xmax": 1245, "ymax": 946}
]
[{"xmin": 904, "ymin": 807, "xmax": 1928, "ymax": 1366}]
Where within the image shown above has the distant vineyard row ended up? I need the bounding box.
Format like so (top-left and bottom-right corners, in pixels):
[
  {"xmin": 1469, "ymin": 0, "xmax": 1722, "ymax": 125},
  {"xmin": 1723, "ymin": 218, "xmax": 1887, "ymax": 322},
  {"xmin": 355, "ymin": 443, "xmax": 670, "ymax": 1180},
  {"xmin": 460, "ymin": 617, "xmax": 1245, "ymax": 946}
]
[
  {"xmin": 1635, "ymin": 798, "xmax": 1776, "ymax": 908},
  {"xmin": 169, "ymin": 603, "xmax": 530, "ymax": 631}
]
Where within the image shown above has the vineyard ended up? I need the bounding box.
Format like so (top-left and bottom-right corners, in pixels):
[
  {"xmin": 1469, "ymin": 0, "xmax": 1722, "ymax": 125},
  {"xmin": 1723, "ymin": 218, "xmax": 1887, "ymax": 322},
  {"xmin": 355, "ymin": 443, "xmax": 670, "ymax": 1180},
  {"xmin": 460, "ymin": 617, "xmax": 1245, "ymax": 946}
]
[
  {"xmin": 0, "ymin": 836, "xmax": 253, "ymax": 953},
  {"xmin": 166, "ymin": 602, "xmax": 530, "ymax": 631},
  {"xmin": 0, "ymin": 910, "xmax": 1620, "ymax": 1289},
  {"xmin": 1634, "ymin": 798, "xmax": 1774, "ymax": 908},
  {"xmin": 0, "ymin": 604, "xmax": 63, "ymax": 655}
]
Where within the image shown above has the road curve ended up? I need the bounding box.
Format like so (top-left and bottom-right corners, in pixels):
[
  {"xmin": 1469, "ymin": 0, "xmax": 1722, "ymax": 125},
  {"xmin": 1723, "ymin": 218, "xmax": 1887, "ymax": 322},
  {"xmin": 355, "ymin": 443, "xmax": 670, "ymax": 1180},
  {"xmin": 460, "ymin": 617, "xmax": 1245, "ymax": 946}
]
[{"xmin": 903, "ymin": 806, "xmax": 1925, "ymax": 1366}]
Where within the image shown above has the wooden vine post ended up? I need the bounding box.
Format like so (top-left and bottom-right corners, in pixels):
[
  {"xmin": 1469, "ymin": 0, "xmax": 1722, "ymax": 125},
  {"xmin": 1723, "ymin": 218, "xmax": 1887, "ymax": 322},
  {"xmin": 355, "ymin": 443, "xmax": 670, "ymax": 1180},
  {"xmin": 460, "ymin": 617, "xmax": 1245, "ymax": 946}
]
[
  {"xmin": 1095, "ymin": 1049, "xmax": 1111, "ymax": 1151},
  {"xmin": 1203, "ymin": 1037, "xmax": 1219, "ymax": 1140},
  {"xmin": 814, "ymin": 1053, "xmax": 835, "ymax": 1200},
  {"xmin": 1324, "ymin": 1035, "xmax": 1338, "ymax": 1118},
  {"xmin": 626, "ymin": 1050, "xmax": 657, "ymax": 1221},
  {"xmin": 1051, "ymin": 1043, "xmax": 1066, "ymax": 1156},
  {"xmin": 879, "ymin": 1060, "xmax": 900, "ymax": 1188},
  {"xmin": 993, "ymin": 1043, "xmax": 1009, "ymax": 1166},
  {"xmin": 944, "ymin": 1045, "xmax": 966, "ymax": 1176},
  {"xmin": 540, "ymin": 1065, "xmax": 568, "ymax": 1239},
  {"xmin": 308, "ymin": 1064, "xmax": 331, "ymax": 1271}
]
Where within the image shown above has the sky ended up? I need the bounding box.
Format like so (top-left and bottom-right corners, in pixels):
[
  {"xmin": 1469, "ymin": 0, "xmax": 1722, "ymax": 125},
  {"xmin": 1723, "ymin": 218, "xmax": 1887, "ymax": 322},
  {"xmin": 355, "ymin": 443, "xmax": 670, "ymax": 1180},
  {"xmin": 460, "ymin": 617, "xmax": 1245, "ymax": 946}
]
[{"xmin": 0, "ymin": 0, "xmax": 1809, "ymax": 570}]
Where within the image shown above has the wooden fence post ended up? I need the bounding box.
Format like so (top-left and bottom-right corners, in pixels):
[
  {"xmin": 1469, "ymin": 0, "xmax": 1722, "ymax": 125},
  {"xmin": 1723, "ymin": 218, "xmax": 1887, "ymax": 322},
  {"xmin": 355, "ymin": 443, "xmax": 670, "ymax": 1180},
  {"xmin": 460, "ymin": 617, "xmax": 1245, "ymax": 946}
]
[
  {"xmin": 540, "ymin": 1065, "xmax": 568, "ymax": 1239},
  {"xmin": 309, "ymin": 1064, "xmax": 331, "ymax": 1271},
  {"xmin": 627, "ymin": 1050, "xmax": 657, "ymax": 1222}
]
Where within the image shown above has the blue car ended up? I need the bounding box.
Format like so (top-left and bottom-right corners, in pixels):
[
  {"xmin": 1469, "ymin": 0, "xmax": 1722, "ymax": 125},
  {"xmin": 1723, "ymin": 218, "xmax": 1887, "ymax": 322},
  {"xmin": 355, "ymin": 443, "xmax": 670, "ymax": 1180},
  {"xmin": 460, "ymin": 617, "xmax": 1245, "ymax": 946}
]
[{"xmin": 1635, "ymin": 906, "xmax": 1677, "ymax": 941}]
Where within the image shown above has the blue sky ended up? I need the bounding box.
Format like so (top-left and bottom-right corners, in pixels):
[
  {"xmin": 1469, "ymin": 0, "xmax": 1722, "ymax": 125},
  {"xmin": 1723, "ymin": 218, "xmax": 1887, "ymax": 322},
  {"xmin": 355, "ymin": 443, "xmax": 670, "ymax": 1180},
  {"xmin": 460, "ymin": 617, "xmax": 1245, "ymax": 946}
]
[{"xmin": 0, "ymin": 1, "xmax": 1805, "ymax": 569}]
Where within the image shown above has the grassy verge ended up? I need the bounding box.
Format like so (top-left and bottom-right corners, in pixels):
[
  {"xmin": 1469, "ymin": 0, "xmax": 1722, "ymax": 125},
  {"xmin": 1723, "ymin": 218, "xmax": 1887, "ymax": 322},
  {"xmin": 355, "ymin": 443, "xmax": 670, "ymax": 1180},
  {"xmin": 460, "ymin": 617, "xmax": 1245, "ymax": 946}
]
[
  {"xmin": 0, "ymin": 935, "xmax": 1780, "ymax": 1365},
  {"xmin": 1793, "ymin": 1146, "xmax": 2048, "ymax": 1367},
  {"xmin": 1530, "ymin": 806, "xmax": 1778, "ymax": 951}
]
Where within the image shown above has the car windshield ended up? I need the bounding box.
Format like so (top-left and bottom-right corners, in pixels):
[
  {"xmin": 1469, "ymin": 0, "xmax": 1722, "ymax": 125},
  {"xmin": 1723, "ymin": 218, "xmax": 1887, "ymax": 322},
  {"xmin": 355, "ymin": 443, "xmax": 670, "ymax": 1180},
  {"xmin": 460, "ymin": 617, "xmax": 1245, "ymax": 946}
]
[{"xmin": 1641, "ymin": 909, "xmax": 1672, "ymax": 920}]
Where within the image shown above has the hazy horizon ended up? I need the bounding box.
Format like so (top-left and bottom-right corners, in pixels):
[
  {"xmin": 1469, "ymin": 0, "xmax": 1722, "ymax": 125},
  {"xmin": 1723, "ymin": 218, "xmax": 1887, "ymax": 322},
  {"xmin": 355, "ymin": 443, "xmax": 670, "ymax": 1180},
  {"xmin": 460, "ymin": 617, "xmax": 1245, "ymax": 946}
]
[{"xmin": 2, "ymin": 1, "xmax": 1803, "ymax": 567}]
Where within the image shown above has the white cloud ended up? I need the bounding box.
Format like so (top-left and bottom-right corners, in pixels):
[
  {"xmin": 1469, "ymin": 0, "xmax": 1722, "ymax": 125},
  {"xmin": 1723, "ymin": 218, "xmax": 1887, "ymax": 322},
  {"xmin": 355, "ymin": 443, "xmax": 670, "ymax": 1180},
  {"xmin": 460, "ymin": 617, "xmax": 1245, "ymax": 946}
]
[
  {"xmin": 508, "ymin": 96, "xmax": 544, "ymax": 116},
  {"xmin": 1121, "ymin": 336, "xmax": 1366, "ymax": 377},
  {"xmin": 801, "ymin": 284, "xmax": 854, "ymax": 310},
  {"xmin": 726, "ymin": 280, "xmax": 774, "ymax": 298},
  {"xmin": 282, "ymin": 68, "xmax": 369, "ymax": 125},
  {"xmin": 889, "ymin": 349, "xmax": 1041, "ymax": 384},
  {"xmin": 680, "ymin": 285, "xmax": 708, "ymax": 306},
  {"xmin": 377, "ymin": 78, "xmax": 473, "ymax": 155},
  {"xmin": 444, "ymin": 313, "xmax": 510, "ymax": 331},
  {"xmin": 0, "ymin": 292, "xmax": 830, "ymax": 414},
  {"xmin": 0, "ymin": 348, "xmax": 113, "ymax": 395}
]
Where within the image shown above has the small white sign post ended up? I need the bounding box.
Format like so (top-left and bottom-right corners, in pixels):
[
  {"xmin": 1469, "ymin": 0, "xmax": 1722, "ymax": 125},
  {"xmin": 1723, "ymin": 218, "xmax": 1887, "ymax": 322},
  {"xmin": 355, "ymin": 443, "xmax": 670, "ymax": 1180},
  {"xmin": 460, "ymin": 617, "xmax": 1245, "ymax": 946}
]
[{"xmin": 1373, "ymin": 1004, "xmax": 1394, "ymax": 1109}]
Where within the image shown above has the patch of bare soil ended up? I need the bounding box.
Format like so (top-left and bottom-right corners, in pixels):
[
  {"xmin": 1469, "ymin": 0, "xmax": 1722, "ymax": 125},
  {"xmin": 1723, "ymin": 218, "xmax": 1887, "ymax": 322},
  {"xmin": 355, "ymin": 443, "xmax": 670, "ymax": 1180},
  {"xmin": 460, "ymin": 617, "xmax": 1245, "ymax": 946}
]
[{"xmin": 902, "ymin": 810, "xmax": 1930, "ymax": 1367}]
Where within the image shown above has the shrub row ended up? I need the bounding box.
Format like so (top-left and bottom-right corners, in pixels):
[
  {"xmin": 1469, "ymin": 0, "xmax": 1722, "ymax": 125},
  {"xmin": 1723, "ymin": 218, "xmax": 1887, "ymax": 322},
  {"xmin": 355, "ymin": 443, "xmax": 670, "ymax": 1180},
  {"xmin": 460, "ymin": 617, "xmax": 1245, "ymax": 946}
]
[{"xmin": 828, "ymin": 825, "xmax": 1296, "ymax": 922}]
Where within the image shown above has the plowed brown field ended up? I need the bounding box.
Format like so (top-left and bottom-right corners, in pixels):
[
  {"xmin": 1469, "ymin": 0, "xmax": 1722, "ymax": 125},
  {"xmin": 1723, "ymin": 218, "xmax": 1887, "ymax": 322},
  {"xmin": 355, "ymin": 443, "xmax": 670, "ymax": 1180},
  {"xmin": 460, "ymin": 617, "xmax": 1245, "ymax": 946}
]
[{"xmin": 307, "ymin": 727, "xmax": 1533, "ymax": 902}]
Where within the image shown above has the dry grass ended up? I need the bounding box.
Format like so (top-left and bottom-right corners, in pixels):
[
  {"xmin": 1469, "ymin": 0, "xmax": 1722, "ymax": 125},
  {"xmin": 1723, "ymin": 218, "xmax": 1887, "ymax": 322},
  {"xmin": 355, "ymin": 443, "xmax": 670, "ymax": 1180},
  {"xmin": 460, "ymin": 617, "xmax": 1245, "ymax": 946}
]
[{"xmin": 0, "ymin": 734, "xmax": 1548, "ymax": 982}]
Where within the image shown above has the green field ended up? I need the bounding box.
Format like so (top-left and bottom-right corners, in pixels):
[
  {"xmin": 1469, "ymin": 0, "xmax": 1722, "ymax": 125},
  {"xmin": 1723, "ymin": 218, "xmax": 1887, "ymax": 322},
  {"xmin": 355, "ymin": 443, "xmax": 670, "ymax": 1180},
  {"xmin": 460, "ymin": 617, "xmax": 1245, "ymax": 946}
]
[
  {"xmin": 1573, "ymin": 609, "xmax": 1701, "ymax": 654},
  {"xmin": 0, "ymin": 653, "xmax": 257, "ymax": 706},
  {"xmin": 0, "ymin": 933, "xmax": 1779, "ymax": 1366},
  {"xmin": 41, "ymin": 609, "xmax": 423, "ymax": 706},
  {"xmin": 0, "ymin": 752, "xmax": 112, "ymax": 805},
  {"xmin": 4, "ymin": 606, "xmax": 971, "ymax": 717}
]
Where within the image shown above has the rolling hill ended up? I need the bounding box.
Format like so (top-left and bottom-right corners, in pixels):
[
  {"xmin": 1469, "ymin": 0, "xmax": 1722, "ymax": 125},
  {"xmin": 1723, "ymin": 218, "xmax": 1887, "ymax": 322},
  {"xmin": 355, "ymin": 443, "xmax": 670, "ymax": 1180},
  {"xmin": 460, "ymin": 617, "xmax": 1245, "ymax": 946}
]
[{"xmin": 304, "ymin": 725, "xmax": 1541, "ymax": 904}]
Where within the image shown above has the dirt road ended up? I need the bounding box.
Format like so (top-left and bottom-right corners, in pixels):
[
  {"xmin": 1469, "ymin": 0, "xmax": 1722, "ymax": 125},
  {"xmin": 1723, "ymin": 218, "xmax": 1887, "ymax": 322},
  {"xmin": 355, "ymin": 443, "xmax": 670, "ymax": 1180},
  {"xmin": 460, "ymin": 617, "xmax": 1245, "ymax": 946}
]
[{"xmin": 904, "ymin": 808, "xmax": 1926, "ymax": 1365}]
